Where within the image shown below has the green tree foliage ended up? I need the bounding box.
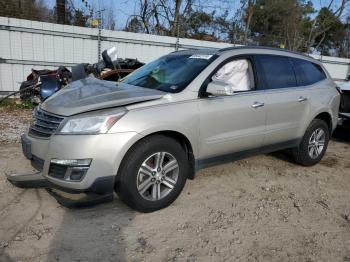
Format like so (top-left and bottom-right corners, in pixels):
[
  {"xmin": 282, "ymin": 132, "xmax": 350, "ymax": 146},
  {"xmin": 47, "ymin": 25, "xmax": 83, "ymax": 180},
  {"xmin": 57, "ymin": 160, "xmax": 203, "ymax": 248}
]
[
  {"xmin": 313, "ymin": 7, "xmax": 346, "ymax": 55},
  {"xmin": 0, "ymin": 0, "xmax": 91, "ymax": 26},
  {"xmin": 53, "ymin": 0, "xmax": 91, "ymax": 26},
  {"xmin": 0, "ymin": 0, "xmax": 53, "ymax": 22},
  {"xmin": 248, "ymin": 0, "xmax": 315, "ymax": 50},
  {"xmin": 245, "ymin": 0, "xmax": 349, "ymax": 56},
  {"xmin": 72, "ymin": 9, "xmax": 89, "ymax": 27}
]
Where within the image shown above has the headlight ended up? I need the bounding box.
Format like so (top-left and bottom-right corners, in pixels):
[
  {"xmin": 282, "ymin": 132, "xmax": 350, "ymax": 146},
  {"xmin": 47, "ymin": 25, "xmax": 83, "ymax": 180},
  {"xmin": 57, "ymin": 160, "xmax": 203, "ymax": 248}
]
[{"xmin": 57, "ymin": 108, "xmax": 127, "ymax": 135}]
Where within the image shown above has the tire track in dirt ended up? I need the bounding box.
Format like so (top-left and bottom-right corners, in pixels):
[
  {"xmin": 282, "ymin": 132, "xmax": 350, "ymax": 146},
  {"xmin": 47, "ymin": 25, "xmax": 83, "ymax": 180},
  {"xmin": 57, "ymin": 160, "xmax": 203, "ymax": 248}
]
[
  {"xmin": 0, "ymin": 189, "xmax": 43, "ymax": 260},
  {"xmin": 0, "ymin": 189, "xmax": 26, "ymax": 215}
]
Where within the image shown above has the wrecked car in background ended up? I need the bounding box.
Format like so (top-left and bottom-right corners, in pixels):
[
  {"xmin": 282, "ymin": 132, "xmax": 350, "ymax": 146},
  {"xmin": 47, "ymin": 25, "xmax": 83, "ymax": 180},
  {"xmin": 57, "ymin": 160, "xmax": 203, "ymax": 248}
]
[
  {"xmin": 19, "ymin": 66, "xmax": 72, "ymax": 104},
  {"xmin": 70, "ymin": 47, "xmax": 144, "ymax": 83},
  {"xmin": 5, "ymin": 47, "xmax": 144, "ymax": 104},
  {"xmin": 336, "ymin": 74, "xmax": 350, "ymax": 127}
]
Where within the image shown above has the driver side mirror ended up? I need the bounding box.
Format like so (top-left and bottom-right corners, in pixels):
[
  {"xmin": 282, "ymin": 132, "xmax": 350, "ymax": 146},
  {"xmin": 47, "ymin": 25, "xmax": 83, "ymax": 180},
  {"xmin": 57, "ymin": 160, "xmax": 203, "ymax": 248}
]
[{"xmin": 206, "ymin": 81, "xmax": 234, "ymax": 96}]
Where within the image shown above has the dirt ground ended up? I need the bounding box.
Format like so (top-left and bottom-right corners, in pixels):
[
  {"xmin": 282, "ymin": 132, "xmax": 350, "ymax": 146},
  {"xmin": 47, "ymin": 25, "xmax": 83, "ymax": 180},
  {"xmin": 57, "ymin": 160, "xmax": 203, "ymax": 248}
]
[{"xmin": 1, "ymin": 109, "xmax": 350, "ymax": 262}]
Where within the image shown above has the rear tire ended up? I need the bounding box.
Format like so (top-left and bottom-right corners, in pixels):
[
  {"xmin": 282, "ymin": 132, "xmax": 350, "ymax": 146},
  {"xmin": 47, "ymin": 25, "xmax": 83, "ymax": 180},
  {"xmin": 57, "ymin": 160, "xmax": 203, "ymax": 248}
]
[
  {"xmin": 116, "ymin": 135, "xmax": 190, "ymax": 212},
  {"xmin": 292, "ymin": 119, "xmax": 330, "ymax": 166}
]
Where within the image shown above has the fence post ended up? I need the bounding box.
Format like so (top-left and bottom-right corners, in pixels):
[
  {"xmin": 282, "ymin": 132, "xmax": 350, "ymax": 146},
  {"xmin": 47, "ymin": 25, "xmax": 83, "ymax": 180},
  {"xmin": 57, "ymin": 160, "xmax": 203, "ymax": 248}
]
[{"xmin": 96, "ymin": 9, "xmax": 105, "ymax": 61}]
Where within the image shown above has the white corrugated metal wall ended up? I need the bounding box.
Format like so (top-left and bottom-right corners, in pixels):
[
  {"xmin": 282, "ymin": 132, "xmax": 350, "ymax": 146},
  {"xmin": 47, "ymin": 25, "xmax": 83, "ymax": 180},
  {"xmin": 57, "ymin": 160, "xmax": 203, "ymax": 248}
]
[
  {"xmin": 0, "ymin": 16, "xmax": 233, "ymax": 93},
  {"xmin": 0, "ymin": 16, "xmax": 349, "ymax": 93},
  {"xmin": 310, "ymin": 55, "xmax": 350, "ymax": 81}
]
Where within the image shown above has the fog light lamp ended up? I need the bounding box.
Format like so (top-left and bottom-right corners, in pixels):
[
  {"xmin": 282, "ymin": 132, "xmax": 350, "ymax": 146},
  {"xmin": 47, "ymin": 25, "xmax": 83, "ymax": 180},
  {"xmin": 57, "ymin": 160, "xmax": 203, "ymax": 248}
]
[
  {"xmin": 68, "ymin": 167, "xmax": 89, "ymax": 181},
  {"xmin": 50, "ymin": 159, "xmax": 92, "ymax": 166}
]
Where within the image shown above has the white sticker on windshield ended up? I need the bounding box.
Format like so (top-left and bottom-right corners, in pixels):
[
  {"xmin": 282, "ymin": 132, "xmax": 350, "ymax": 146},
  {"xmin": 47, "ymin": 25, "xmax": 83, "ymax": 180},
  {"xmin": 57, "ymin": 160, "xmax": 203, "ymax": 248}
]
[{"xmin": 189, "ymin": 54, "xmax": 213, "ymax": 60}]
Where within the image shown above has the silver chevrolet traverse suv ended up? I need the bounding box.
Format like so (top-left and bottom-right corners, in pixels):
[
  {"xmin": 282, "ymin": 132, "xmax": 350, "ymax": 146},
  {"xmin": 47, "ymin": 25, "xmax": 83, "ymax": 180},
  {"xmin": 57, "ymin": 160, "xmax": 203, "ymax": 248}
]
[{"xmin": 11, "ymin": 47, "xmax": 340, "ymax": 212}]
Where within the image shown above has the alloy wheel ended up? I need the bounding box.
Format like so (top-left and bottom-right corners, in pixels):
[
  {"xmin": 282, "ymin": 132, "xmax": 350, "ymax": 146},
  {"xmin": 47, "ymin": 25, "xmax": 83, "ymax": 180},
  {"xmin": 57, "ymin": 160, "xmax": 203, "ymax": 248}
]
[
  {"xmin": 308, "ymin": 128, "xmax": 326, "ymax": 159},
  {"xmin": 136, "ymin": 152, "xmax": 179, "ymax": 201}
]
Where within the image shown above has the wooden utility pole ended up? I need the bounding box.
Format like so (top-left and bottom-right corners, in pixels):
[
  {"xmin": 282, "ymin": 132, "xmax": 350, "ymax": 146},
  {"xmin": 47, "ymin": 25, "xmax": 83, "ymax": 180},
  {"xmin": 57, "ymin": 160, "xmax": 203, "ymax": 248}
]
[
  {"xmin": 173, "ymin": 0, "xmax": 182, "ymax": 37},
  {"xmin": 56, "ymin": 0, "xmax": 66, "ymax": 24}
]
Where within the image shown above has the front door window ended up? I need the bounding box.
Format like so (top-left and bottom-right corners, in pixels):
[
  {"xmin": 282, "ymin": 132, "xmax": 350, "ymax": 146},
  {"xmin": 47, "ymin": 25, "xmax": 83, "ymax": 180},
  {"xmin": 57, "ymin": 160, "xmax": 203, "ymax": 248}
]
[{"xmin": 212, "ymin": 59, "xmax": 255, "ymax": 92}]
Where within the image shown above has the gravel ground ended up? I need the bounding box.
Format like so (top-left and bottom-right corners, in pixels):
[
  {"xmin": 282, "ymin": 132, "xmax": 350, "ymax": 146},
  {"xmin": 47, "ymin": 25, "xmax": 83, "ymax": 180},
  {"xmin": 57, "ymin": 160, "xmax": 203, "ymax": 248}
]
[
  {"xmin": 0, "ymin": 107, "xmax": 32, "ymax": 144},
  {"xmin": 0, "ymin": 109, "xmax": 350, "ymax": 262}
]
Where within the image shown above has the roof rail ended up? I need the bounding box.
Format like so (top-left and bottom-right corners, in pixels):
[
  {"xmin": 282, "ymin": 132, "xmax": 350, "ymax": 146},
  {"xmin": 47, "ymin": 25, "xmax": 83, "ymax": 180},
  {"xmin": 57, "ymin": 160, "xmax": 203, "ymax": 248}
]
[
  {"xmin": 218, "ymin": 46, "xmax": 311, "ymax": 59},
  {"xmin": 169, "ymin": 48, "xmax": 219, "ymax": 54}
]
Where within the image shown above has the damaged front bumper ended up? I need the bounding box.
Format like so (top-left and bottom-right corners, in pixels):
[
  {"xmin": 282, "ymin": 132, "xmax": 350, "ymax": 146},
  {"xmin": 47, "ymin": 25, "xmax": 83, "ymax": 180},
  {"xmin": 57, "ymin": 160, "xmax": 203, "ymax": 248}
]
[
  {"xmin": 6, "ymin": 170, "xmax": 115, "ymax": 208},
  {"xmin": 6, "ymin": 169, "xmax": 115, "ymax": 194},
  {"xmin": 7, "ymin": 131, "xmax": 142, "ymax": 206},
  {"xmin": 9, "ymin": 134, "xmax": 118, "ymax": 194},
  {"xmin": 6, "ymin": 171, "xmax": 48, "ymax": 188}
]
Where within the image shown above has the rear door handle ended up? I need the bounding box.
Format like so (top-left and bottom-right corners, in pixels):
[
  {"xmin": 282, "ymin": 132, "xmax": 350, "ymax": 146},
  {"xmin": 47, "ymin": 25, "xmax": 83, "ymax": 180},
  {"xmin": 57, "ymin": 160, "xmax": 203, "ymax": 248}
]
[
  {"xmin": 298, "ymin": 97, "xmax": 308, "ymax": 102},
  {"xmin": 251, "ymin": 101, "xmax": 265, "ymax": 108}
]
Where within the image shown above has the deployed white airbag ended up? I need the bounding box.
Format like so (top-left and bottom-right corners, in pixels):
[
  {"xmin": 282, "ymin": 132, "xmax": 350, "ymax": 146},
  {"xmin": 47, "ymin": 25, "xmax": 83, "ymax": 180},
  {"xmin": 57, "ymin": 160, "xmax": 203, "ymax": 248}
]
[{"xmin": 212, "ymin": 59, "xmax": 251, "ymax": 92}]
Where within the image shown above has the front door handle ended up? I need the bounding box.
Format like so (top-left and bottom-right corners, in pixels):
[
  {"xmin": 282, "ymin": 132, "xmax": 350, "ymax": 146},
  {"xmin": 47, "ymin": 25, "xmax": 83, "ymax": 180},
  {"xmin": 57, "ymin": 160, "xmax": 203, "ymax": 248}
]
[
  {"xmin": 251, "ymin": 101, "xmax": 265, "ymax": 108},
  {"xmin": 298, "ymin": 96, "xmax": 308, "ymax": 102}
]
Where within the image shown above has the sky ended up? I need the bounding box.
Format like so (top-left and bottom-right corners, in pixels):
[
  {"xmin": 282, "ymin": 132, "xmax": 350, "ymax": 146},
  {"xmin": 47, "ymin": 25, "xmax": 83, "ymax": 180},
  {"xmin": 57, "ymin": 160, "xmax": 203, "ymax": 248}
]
[{"xmin": 45, "ymin": 0, "xmax": 349, "ymax": 30}]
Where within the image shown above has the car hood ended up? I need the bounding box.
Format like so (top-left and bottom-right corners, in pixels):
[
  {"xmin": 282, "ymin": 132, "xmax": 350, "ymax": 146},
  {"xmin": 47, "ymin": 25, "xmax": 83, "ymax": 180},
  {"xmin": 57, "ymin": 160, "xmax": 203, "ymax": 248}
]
[{"xmin": 41, "ymin": 77, "xmax": 165, "ymax": 116}]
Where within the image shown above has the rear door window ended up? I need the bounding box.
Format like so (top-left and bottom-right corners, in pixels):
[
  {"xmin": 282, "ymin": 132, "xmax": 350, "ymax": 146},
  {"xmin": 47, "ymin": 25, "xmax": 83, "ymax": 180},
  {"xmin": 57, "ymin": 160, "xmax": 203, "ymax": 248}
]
[
  {"xmin": 254, "ymin": 55, "xmax": 297, "ymax": 89},
  {"xmin": 291, "ymin": 58, "xmax": 326, "ymax": 86}
]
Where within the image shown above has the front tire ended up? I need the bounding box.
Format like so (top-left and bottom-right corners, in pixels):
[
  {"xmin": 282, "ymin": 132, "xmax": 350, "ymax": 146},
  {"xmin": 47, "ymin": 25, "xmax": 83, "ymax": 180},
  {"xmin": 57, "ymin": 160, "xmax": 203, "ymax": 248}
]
[
  {"xmin": 116, "ymin": 135, "xmax": 190, "ymax": 212},
  {"xmin": 292, "ymin": 119, "xmax": 330, "ymax": 166}
]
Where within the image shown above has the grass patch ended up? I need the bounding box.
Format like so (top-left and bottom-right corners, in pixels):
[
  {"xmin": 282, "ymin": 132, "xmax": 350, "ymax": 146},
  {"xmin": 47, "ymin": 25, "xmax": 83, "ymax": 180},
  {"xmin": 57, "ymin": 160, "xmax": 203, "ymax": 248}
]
[{"xmin": 0, "ymin": 98, "xmax": 35, "ymax": 110}]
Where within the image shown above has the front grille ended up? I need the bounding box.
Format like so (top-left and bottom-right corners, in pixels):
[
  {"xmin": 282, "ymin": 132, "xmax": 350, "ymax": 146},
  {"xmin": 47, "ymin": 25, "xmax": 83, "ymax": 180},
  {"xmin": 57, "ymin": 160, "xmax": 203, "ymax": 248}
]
[
  {"xmin": 29, "ymin": 108, "xmax": 64, "ymax": 138},
  {"xmin": 48, "ymin": 163, "xmax": 68, "ymax": 179}
]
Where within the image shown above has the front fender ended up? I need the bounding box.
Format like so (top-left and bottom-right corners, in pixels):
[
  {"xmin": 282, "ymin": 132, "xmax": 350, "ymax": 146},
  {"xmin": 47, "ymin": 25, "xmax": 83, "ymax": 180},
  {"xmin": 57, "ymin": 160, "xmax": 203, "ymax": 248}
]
[
  {"xmin": 138, "ymin": 124, "xmax": 198, "ymax": 156},
  {"xmin": 109, "ymin": 102, "xmax": 200, "ymax": 157}
]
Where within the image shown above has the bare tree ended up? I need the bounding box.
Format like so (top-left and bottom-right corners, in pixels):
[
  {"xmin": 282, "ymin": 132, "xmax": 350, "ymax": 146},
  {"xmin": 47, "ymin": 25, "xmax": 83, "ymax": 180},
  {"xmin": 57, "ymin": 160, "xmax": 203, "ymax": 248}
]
[
  {"xmin": 105, "ymin": 8, "xmax": 116, "ymax": 30},
  {"xmin": 140, "ymin": 0, "xmax": 151, "ymax": 33}
]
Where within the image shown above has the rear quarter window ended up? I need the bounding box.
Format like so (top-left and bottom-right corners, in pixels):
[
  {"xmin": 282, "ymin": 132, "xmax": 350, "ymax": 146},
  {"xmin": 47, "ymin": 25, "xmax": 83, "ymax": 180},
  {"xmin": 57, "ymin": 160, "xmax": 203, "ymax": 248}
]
[
  {"xmin": 291, "ymin": 58, "xmax": 326, "ymax": 86},
  {"xmin": 254, "ymin": 55, "xmax": 297, "ymax": 89}
]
